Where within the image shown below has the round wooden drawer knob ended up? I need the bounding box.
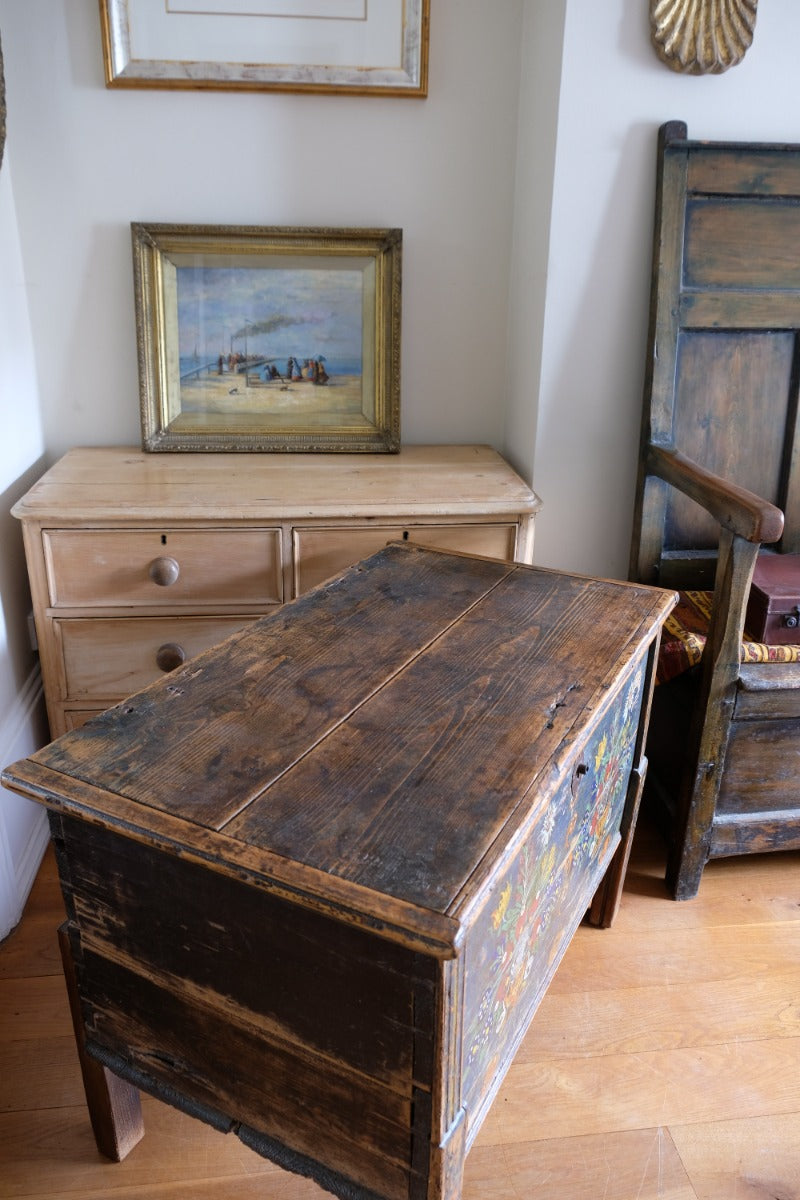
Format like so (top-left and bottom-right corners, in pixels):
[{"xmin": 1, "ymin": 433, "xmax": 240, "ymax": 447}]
[
  {"xmin": 155, "ymin": 642, "xmax": 186, "ymax": 672},
  {"xmin": 149, "ymin": 555, "xmax": 180, "ymax": 587}
]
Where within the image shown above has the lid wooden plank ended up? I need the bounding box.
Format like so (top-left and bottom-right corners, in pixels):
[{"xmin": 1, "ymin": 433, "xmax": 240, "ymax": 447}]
[
  {"xmin": 227, "ymin": 564, "xmax": 665, "ymax": 912},
  {"xmin": 3, "ymin": 757, "xmax": 464, "ymax": 957}
]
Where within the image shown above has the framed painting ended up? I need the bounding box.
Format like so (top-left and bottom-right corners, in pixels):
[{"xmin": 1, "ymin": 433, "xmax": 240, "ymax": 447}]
[
  {"xmin": 100, "ymin": 0, "xmax": 429, "ymax": 96},
  {"xmin": 131, "ymin": 223, "xmax": 402, "ymax": 453}
]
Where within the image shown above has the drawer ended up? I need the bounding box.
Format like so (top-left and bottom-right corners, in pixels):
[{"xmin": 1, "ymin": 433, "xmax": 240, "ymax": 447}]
[
  {"xmin": 64, "ymin": 710, "xmax": 106, "ymax": 732},
  {"xmin": 55, "ymin": 615, "xmax": 258, "ymax": 700},
  {"xmin": 735, "ymin": 664, "xmax": 800, "ymax": 719},
  {"xmin": 293, "ymin": 523, "xmax": 518, "ymax": 595},
  {"xmin": 719, "ymin": 718, "xmax": 800, "ymax": 815},
  {"xmin": 43, "ymin": 529, "xmax": 282, "ymax": 608}
]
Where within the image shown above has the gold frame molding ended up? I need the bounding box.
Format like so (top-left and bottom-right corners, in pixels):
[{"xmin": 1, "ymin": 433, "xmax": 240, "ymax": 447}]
[
  {"xmin": 132, "ymin": 223, "xmax": 402, "ymax": 454},
  {"xmin": 100, "ymin": 0, "xmax": 429, "ymax": 97}
]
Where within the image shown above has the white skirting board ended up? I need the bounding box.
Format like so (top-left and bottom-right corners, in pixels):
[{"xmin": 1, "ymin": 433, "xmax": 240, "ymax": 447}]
[{"xmin": 0, "ymin": 668, "xmax": 50, "ymax": 941}]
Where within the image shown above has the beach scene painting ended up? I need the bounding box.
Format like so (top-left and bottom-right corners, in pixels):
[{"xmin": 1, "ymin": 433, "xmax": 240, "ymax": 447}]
[
  {"xmin": 132, "ymin": 225, "xmax": 401, "ymax": 451},
  {"xmin": 172, "ymin": 258, "xmax": 371, "ymax": 431}
]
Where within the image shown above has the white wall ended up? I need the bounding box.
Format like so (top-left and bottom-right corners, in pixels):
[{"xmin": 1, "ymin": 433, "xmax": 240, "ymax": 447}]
[
  {"xmin": 0, "ymin": 0, "xmax": 526, "ymax": 456},
  {"xmin": 522, "ymin": 0, "xmax": 800, "ymax": 578},
  {"xmin": 504, "ymin": 0, "xmax": 567, "ymax": 490},
  {"xmin": 0, "ymin": 145, "xmax": 50, "ymax": 938}
]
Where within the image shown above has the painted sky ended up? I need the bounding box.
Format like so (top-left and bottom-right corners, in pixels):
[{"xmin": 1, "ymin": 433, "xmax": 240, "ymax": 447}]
[{"xmin": 176, "ymin": 261, "xmax": 365, "ymax": 361}]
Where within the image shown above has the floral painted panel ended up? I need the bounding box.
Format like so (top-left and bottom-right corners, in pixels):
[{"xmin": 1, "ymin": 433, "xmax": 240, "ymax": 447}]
[{"xmin": 461, "ymin": 657, "xmax": 646, "ymax": 1115}]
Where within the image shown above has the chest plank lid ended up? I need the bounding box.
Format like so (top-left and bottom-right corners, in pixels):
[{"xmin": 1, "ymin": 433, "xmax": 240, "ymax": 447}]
[{"xmin": 3, "ymin": 544, "xmax": 674, "ymax": 952}]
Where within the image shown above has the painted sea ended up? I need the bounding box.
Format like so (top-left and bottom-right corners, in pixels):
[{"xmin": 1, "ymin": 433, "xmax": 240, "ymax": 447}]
[{"xmin": 180, "ymin": 354, "xmax": 362, "ymax": 381}]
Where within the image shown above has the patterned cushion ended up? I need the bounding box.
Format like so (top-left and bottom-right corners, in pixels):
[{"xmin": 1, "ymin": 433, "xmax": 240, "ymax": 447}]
[{"xmin": 657, "ymin": 590, "xmax": 800, "ymax": 684}]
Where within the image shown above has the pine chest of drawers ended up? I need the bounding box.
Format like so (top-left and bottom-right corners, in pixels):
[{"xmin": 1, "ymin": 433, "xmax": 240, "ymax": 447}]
[
  {"xmin": 2, "ymin": 542, "xmax": 675, "ymax": 1200},
  {"xmin": 12, "ymin": 445, "xmax": 541, "ymax": 738}
]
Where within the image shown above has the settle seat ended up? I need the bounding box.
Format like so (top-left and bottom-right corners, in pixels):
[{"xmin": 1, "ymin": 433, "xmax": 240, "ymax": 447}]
[
  {"xmin": 630, "ymin": 120, "xmax": 800, "ymax": 899},
  {"xmin": 657, "ymin": 590, "xmax": 800, "ymax": 685}
]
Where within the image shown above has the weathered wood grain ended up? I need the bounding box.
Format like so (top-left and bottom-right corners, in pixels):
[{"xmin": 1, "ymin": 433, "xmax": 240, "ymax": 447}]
[
  {"xmin": 59, "ymin": 816, "xmax": 430, "ymax": 1090},
  {"xmin": 227, "ymin": 567, "xmax": 658, "ymax": 908},
  {"xmin": 58, "ymin": 924, "xmax": 144, "ymax": 1163}
]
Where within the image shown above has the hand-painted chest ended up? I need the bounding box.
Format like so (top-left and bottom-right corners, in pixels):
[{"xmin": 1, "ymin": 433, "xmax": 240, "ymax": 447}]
[{"xmin": 2, "ymin": 543, "xmax": 675, "ymax": 1200}]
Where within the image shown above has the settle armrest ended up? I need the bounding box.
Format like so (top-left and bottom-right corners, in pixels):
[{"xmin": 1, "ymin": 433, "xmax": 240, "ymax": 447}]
[{"xmin": 647, "ymin": 445, "xmax": 784, "ymax": 545}]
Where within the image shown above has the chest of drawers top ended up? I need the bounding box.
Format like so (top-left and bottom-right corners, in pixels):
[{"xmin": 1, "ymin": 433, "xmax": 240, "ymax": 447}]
[{"xmin": 12, "ymin": 444, "xmax": 542, "ymax": 524}]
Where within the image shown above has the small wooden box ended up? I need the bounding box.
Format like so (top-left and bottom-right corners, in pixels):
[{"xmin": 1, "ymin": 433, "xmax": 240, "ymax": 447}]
[
  {"xmin": 2, "ymin": 544, "xmax": 674, "ymax": 1200},
  {"xmin": 746, "ymin": 554, "xmax": 800, "ymax": 644}
]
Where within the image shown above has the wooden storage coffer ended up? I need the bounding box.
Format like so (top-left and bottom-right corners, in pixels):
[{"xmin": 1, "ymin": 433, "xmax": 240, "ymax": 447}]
[{"xmin": 2, "ymin": 543, "xmax": 675, "ymax": 1200}]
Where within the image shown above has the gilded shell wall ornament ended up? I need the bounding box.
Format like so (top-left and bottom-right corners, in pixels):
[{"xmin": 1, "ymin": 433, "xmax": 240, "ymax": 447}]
[{"xmin": 650, "ymin": 0, "xmax": 758, "ymax": 74}]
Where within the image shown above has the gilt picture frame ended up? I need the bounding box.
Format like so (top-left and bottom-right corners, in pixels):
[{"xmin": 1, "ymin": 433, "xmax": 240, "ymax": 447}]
[
  {"xmin": 100, "ymin": 0, "xmax": 429, "ymax": 97},
  {"xmin": 132, "ymin": 223, "xmax": 402, "ymax": 453}
]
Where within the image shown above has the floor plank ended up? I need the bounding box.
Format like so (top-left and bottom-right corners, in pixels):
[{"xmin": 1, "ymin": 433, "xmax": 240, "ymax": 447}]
[
  {"xmin": 548, "ymin": 920, "xmax": 800, "ymax": 995},
  {"xmin": 521, "ymin": 968, "xmax": 800, "ymax": 1057},
  {"xmin": 476, "ymin": 1037, "xmax": 800, "ymax": 1146},
  {"xmin": 463, "ymin": 1128, "xmax": 698, "ymax": 1200},
  {"xmin": 0, "ymin": 1036, "xmax": 85, "ymax": 1113},
  {"xmin": 669, "ymin": 1113, "xmax": 800, "ymax": 1200},
  {"xmin": 0, "ymin": 1100, "xmax": 322, "ymax": 1199},
  {"xmin": 616, "ymin": 848, "xmax": 800, "ymax": 934},
  {"xmin": 0, "ymin": 974, "xmax": 72, "ymax": 1042},
  {"xmin": 0, "ymin": 912, "xmax": 62, "ymax": 981}
]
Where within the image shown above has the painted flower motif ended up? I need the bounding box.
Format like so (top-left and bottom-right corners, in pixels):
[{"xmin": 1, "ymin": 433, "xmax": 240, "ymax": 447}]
[
  {"xmin": 492, "ymin": 882, "xmax": 512, "ymax": 930},
  {"xmin": 463, "ymin": 662, "xmax": 646, "ymax": 1102}
]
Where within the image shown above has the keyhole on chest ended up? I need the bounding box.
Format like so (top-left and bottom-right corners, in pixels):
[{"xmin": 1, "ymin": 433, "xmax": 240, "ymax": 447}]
[{"xmin": 571, "ymin": 761, "xmax": 589, "ymax": 799}]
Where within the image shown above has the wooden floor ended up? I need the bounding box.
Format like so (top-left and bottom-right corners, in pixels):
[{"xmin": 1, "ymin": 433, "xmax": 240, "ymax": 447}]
[{"xmin": 1, "ymin": 813, "xmax": 799, "ymax": 1200}]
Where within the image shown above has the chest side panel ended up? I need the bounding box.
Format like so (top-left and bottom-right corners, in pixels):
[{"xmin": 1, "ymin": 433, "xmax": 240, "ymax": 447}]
[
  {"xmin": 54, "ymin": 815, "xmax": 437, "ymax": 1200},
  {"xmin": 459, "ymin": 658, "xmax": 647, "ymax": 1136}
]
